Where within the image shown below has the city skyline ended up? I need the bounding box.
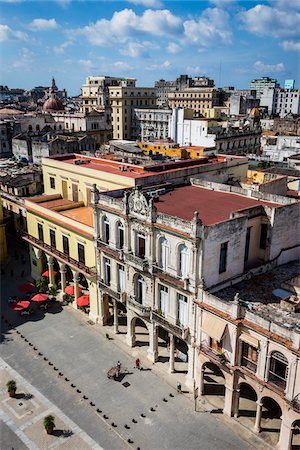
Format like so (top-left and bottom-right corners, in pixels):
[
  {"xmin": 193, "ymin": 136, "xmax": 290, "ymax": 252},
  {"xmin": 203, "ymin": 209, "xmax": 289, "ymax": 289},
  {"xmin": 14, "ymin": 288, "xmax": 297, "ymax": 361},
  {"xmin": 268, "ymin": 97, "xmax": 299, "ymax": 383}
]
[{"xmin": 1, "ymin": 0, "xmax": 299, "ymax": 95}]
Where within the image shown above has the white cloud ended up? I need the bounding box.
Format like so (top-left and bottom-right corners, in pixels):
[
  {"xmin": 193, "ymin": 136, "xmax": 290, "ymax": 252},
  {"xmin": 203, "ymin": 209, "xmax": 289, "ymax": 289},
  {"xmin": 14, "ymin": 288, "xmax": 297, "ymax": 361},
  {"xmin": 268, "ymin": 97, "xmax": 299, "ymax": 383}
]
[
  {"xmin": 184, "ymin": 8, "xmax": 232, "ymax": 46},
  {"xmin": 167, "ymin": 42, "xmax": 181, "ymax": 54},
  {"xmin": 11, "ymin": 47, "xmax": 34, "ymax": 70},
  {"xmin": 146, "ymin": 60, "xmax": 171, "ymax": 71},
  {"xmin": 238, "ymin": 5, "xmax": 300, "ymax": 38},
  {"xmin": 53, "ymin": 40, "xmax": 73, "ymax": 54},
  {"xmin": 29, "ymin": 18, "xmax": 58, "ymax": 31},
  {"xmin": 120, "ymin": 41, "xmax": 149, "ymax": 58},
  {"xmin": 0, "ymin": 24, "xmax": 28, "ymax": 42},
  {"xmin": 209, "ymin": 0, "xmax": 236, "ymax": 6},
  {"xmin": 254, "ymin": 60, "xmax": 285, "ymax": 73},
  {"xmin": 280, "ymin": 40, "xmax": 300, "ymax": 51},
  {"xmin": 127, "ymin": 0, "xmax": 162, "ymax": 7},
  {"xmin": 186, "ymin": 65, "xmax": 202, "ymax": 74},
  {"xmin": 77, "ymin": 8, "xmax": 182, "ymax": 46}
]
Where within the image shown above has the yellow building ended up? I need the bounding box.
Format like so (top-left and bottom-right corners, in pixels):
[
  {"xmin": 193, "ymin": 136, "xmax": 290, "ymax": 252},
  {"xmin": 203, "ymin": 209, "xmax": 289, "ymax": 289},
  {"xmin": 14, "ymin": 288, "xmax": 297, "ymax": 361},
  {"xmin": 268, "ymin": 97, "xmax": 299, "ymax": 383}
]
[
  {"xmin": 109, "ymin": 86, "xmax": 157, "ymax": 140},
  {"xmin": 137, "ymin": 141, "xmax": 209, "ymax": 159},
  {"xmin": 168, "ymin": 87, "xmax": 220, "ymax": 117},
  {"xmin": 0, "ymin": 196, "xmax": 7, "ymax": 262}
]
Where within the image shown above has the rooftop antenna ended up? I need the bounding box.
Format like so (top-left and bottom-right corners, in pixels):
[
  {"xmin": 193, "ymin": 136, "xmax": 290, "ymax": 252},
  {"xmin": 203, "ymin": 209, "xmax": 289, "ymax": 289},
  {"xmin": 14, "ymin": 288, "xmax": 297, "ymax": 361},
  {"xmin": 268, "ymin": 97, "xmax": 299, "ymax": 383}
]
[{"xmin": 218, "ymin": 61, "xmax": 222, "ymax": 88}]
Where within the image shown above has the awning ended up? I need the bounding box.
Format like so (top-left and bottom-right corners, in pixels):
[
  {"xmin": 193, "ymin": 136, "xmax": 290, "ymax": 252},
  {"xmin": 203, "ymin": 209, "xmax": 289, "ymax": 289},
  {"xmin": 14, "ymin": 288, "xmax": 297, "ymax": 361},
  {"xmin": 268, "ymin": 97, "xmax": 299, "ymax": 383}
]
[
  {"xmin": 239, "ymin": 333, "xmax": 259, "ymax": 348},
  {"xmin": 202, "ymin": 312, "xmax": 227, "ymax": 342}
]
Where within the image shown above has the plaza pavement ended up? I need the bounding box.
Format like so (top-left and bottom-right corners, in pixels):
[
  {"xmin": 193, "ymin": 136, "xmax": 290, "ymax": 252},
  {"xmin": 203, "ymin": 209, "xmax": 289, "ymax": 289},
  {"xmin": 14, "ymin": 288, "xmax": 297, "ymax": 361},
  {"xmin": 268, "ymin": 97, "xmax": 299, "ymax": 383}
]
[{"xmin": 1, "ymin": 237, "xmax": 266, "ymax": 450}]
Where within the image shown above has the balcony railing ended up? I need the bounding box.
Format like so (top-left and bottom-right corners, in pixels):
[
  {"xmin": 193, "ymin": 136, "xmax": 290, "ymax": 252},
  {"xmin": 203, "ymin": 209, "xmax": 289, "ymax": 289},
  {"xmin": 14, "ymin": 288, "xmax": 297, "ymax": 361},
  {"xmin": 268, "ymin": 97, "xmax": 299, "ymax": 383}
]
[
  {"xmin": 268, "ymin": 373, "xmax": 286, "ymax": 391},
  {"xmin": 98, "ymin": 280, "xmax": 120, "ymax": 300},
  {"xmin": 124, "ymin": 252, "xmax": 149, "ymax": 272},
  {"xmin": 241, "ymin": 357, "xmax": 257, "ymax": 373},
  {"xmin": 151, "ymin": 311, "xmax": 189, "ymax": 340},
  {"xmin": 127, "ymin": 295, "xmax": 151, "ymax": 318},
  {"xmin": 23, "ymin": 233, "xmax": 96, "ymax": 276},
  {"xmin": 199, "ymin": 344, "xmax": 230, "ymax": 367}
]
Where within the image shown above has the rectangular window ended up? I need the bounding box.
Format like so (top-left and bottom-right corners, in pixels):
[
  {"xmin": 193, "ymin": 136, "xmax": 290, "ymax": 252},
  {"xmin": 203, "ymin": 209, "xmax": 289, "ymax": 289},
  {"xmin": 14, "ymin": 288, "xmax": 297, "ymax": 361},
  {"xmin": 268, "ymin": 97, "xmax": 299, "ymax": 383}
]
[
  {"xmin": 62, "ymin": 235, "xmax": 69, "ymax": 255},
  {"xmin": 117, "ymin": 223, "xmax": 124, "ymax": 249},
  {"xmin": 159, "ymin": 285, "xmax": 168, "ymax": 316},
  {"xmin": 50, "ymin": 177, "xmax": 55, "ymax": 189},
  {"xmin": 118, "ymin": 264, "xmax": 125, "ymax": 292},
  {"xmin": 219, "ymin": 242, "xmax": 228, "ymax": 274},
  {"xmin": 260, "ymin": 223, "xmax": 268, "ymax": 249},
  {"xmin": 103, "ymin": 257, "xmax": 111, "ymax": 286},
  {"xmin": 78, "ymin": 243, "xmax": 85, "ymax": 265},
  {"xmin": 177, "ymin": 294, "xmax": 188, "ymax": 326},
  {"xmin": 244, "ymin": 227, "xmax": 251, "ymax": 261},
  {"xmin": 241, "ymin": 342, "xmax": 258, "ymax": 372},
  {"xmin": 136, "ymin": 233, "xmax": 146, "ymax": 259},
  {"xmin": 38, "ymin": 223, "xmax": 44, "ymax": 241},
  {"xmin": 72, "ymin": 183, "xmax": 78, "ymax": 202},
  {"xmin": 49, "ymin": 229, "xmax": 56, "ymax": 248}
]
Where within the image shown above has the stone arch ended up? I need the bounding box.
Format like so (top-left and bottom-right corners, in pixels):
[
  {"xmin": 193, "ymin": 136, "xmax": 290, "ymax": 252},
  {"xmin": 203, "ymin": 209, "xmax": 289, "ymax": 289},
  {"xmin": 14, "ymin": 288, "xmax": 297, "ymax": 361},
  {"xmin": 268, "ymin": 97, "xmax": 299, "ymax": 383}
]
[
  {"xmin": 201, "ymin": 361, "xmax": 226, "ymax": 410},
  {"xmin": 237, "ymin": 382, "xmax": 258, "ymax": 419},
  {"xmin": 78, "ymin": 272, "xmax": 88, "ymax": 290},
  {"xmin": 130, "ymin": 316, "xmax": 150, "ymax": 348},
  {"xmin": 65, "ymin": 265, "xmax": 73, "ymax": 283},
  {"xmin": 291, "ymin": 419, "xmax": 300, "ymax": 450},
  {"xmin": 260, "ymin": 396, "xmax": 282, "ymax": 445}
]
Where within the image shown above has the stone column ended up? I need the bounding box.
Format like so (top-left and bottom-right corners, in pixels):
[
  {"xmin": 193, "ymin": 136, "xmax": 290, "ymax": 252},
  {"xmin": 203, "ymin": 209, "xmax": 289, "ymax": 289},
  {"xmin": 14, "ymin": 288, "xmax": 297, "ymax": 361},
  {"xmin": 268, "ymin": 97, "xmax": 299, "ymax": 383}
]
[
  {"xmin": 254, "ymin": 401, "xmax": 263, "ymax": 433},
  {"xmin": 223, "ymin": 382, "xmax": 239, "ymax": 417},
  {"xmin": 185, "ymin": 343, "xmax": 195, "ymax": 390},
  {"xmin": 72, "ymin": 270, "xmax": 80, "ymax": 310},
  {"xmin": 46, "ymin": 255, "xmax": 55, "ymax": 288},
  {"xmin": 147, "ymin": 323, "xmax": 158, "ymax": 363},
  {"xmin": 169, "ymin": 333, "xmax": 175, "ymax": 373},
  {"xmin": 31, "ymin": 247, "xmax": 44, "ymax": 279},
  {"xmin": 278, "ymin": 417, "xmax": 293, "ymax": 450},
  {"xmin": 199, "ymin": 363, "xmax": 205, "ymax": 395},
  {"xmin": 113, "ymin": 299, "xmax": 119, "ymax": 334},
  {"xmin": 59, "ymin": 263, "xmax": 67, "ymax": 300},
  {"xmin": 126, "ymin": 308, "xmax": 136, "ymax": 347}
]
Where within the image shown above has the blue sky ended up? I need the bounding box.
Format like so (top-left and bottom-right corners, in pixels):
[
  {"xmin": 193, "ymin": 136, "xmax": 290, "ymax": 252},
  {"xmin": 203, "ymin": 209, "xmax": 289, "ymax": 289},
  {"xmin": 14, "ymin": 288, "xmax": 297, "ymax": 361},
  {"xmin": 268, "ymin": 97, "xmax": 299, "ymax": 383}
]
[{"xmin": 0, "ymin": 0, "xmax": 299, "ymax": 95}]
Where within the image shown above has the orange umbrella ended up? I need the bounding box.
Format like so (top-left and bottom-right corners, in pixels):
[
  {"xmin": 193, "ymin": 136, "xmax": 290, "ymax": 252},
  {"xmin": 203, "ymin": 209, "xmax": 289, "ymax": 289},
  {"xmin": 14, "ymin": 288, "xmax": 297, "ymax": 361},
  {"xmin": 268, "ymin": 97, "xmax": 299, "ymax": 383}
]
[
  {"xmin": 76, "ymin": 295, "xmax": 90, "ymax": 307},
  {"xmin": 31, "ymin": 293, "xmax": 49, "ymax": 302},
  {"xmin": 11, "ymin": 300, "xmax": 30, "ymax": 311},
  {"xmin": 42, "ymin": 270, "xmax": 57, "ymax": 277},
  {"xmin": 65, "ymin": 285, "xmax": 82, "ymax": 296}
]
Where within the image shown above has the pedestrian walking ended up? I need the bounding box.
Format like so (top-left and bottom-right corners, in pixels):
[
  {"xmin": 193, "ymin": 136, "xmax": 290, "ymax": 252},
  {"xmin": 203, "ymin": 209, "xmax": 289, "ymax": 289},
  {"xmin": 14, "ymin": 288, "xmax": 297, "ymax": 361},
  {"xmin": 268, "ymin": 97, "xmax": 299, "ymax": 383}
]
[
  {"xmin": 117, "ymin": 360, "xmax": 121, "ymax": 370},
  {"xmin": 135, "ymin": 358, "xmax": 141, "ymax": 370}
]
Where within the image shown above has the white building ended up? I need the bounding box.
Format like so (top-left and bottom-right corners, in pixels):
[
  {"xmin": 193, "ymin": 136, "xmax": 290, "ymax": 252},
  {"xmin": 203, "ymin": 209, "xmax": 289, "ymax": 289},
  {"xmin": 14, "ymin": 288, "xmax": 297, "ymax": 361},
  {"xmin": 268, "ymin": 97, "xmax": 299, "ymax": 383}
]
[
  {"xmin": 91, "ymin": 176, "xmax": 300, "ymax": 449},
  {"xmin": 259, "ymin": 135, "xmax": 300, "ymax": 162},
  {"xmin": 131, "ymin": 108, "xmax": 172, "ymax": 140},
  {"xmin": 260, "ymin": 88, "xmax": 300, "ymax": 118},
  {"xmin": 250, "ymin": 77, "xmax": 280, "ymax": 99},
  {"xmin": 169, "ymin": 108, "xmax": 261, "ymax": 154}
]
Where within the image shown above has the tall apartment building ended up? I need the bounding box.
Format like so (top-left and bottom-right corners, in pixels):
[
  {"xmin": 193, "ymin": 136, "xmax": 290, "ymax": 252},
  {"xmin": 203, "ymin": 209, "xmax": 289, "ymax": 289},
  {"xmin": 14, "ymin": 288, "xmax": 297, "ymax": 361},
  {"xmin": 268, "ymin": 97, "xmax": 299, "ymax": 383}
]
[
  {"xmin": 109, "ymin": 86, "xmax": 157, "ymax": 140},
  {"xmin": 260, "ymin": 88, "xmax": 300, "ymax": 118},
  {"xmin": 168, "ymin": 88, "xmax": 220, "ymax": 118},
  {"xmin": 81, "ymin": 76, "xmax": 136, "ymax": 118},
  {"xmin": 155, "ymin": 75, "xmax": 215, "ymax": 108},
  {"xmin": 250, "ymin": 77, "xmax": 280, "ymax": 99}
]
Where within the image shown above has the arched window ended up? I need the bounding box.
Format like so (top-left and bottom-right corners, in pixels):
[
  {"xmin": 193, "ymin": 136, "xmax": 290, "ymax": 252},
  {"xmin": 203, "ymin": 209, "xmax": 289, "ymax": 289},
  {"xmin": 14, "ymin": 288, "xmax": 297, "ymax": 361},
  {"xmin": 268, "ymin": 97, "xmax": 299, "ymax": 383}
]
[
  {"xmin": 135, "ymin": 275, "xmax": 145, "ymax": 304},
  {"xmin": 102, "ymin": 215, "xmax": 110, "ymax": 244},
  {"xmin": 159, "ymin": 237, "xmax": 169, "ymax": 271},
  {"xmin": 268, "ymin": 351, "xmax": 289, "ymax": 390},
  {"xmin": 178, "ymin": 244, "xmax": 189, "ymax": 279},
  {"xmin": 116, "ymin": 221, "xmax": 124, "ymax": 249}
]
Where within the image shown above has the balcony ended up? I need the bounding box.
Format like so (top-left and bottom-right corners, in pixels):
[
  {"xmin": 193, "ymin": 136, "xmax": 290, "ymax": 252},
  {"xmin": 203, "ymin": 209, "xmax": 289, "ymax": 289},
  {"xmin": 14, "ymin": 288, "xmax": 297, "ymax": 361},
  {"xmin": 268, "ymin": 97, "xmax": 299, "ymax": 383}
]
[
  {"xmin": 124, "ymin": 252, "xmax": 149, "ymax": 272},
  {"xmin": 151, "ymin": 311, "xmax": 188, "ymax": 340},
  {"xmin": 23, "ymin": 233, "xmax": 96, "ymax": 277},
  {"xmin": 268, "ymin": 373, "xmax": 286, "ymax": 391},
  {"xmin": 199, "ymin": 344, "xmax": 230, "ymax": 367},
  {"xmin": 98, "ymin": 280, "xmax": 120, "ymax": 300},
  {"xmin": 127, "ymin": 295, "xmax": 151, "ymax": 318},
  {"xmin": 241, "ymin": 356, "xmax": 257, "ymax": 373}
]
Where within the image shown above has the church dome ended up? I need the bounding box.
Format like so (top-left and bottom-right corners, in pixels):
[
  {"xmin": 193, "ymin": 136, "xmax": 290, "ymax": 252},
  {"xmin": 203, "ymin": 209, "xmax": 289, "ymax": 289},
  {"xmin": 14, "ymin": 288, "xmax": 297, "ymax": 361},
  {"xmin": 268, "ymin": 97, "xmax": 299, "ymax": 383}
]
[{"xmin": 43, "ymin": 97, "xmax": 64, "ymax": 112}]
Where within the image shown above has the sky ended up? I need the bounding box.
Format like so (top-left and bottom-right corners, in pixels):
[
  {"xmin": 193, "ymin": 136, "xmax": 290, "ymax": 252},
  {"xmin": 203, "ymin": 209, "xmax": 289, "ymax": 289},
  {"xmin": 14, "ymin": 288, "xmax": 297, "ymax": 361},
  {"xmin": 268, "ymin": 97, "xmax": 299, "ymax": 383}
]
[{"xmin": 0, "ymin": 0, "xmax": 299, "ymax": 95}]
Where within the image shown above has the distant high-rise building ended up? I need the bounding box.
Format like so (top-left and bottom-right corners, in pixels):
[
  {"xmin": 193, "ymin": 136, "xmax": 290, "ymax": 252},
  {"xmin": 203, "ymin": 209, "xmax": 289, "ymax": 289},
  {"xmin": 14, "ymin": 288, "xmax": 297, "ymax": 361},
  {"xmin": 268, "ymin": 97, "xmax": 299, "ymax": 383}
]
[
  {"xmin": 284, "ymin": 79, "xmax": 295, "ymax": 90},
  {"xmin": 250, "ymin": 77, "xmax": 280, "ymax": 99},
  {"xmin": 260, "ymin": 88, "xmax": 300, "ymax": 117}
]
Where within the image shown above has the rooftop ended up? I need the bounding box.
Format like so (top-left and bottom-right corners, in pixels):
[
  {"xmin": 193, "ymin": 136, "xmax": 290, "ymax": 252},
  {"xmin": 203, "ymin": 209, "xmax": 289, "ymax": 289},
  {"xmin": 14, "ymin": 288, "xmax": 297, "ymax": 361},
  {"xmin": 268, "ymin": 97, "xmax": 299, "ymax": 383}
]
[
  {"xmin": 215, "ymin": 261, "xmax": 300, "ymax": 331},
  {"xmin": 155, "ymin": 184, "xmax": 280, "ymax": 225}
]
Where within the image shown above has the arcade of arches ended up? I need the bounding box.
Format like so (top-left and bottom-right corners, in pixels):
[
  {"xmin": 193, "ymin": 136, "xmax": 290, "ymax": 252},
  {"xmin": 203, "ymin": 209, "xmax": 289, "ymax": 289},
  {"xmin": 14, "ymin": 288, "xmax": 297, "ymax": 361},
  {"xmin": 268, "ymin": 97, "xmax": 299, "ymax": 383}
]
[{"xmin": 197, "ymin": 357, "xmax": 300, "ymax": 450}]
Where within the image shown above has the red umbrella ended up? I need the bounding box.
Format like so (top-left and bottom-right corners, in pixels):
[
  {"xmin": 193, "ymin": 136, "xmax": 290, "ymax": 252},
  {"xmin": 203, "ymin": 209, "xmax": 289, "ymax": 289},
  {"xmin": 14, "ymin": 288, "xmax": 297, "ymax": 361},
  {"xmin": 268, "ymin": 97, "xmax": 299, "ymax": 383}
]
[
  {"xmin": 76, "ymin": 295, "xmax": 90, "ymax": 307},
  {"xmin": 18, "ymin": 282, "xmax": 35, "ymax": 293},
  {"xmin": 65, "ymin": 285, "xmax": 82, "ymax": 296},
  {"xmin": 11, "ymin": 300, "xmax": 30, "ymax": 311},
  {"xmin": 31, "ymin": 293, "xmax": 49, "ymax": 302},
  {"xmin": 42, "ymin": 270, "xmax": 57, "ymax": 278}
]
